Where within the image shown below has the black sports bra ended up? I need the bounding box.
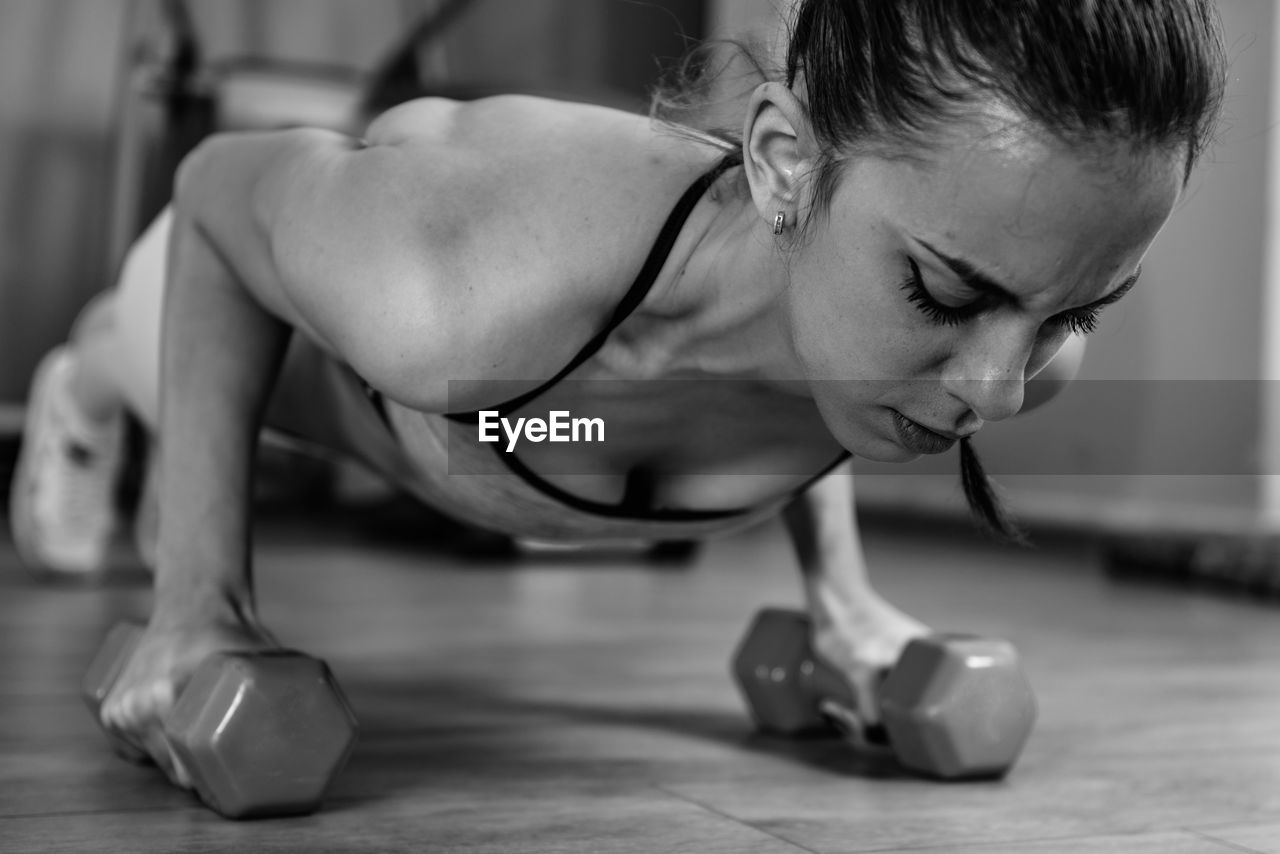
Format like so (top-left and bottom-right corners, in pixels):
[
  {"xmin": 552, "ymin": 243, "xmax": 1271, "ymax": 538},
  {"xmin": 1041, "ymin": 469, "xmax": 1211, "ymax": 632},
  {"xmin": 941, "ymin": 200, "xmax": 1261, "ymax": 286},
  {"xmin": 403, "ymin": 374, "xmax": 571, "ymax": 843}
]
[{"xmin": 367, "ymin": 152, "xmax": 850, "ymax": 520}]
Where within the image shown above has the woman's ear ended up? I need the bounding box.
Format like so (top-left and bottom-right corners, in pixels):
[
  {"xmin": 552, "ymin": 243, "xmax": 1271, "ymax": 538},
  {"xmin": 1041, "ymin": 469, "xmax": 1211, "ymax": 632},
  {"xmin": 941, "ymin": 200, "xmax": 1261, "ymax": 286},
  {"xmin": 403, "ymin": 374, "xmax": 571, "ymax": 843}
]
[{"xmin": 742, "ymin": 82, "xmax": 819, "ymax": 226}]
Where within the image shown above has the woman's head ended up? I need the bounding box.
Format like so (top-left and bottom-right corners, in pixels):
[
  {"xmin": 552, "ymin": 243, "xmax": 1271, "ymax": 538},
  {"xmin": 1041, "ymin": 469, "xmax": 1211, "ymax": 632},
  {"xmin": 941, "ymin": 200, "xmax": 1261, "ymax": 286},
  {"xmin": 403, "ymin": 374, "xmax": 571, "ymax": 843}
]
[
  {"xmin": 780, "ymin": 0, "xmax": 1226, "ymax": 225},
  {"xmin": 756, "ymin": 100, "xmax": 1184, "ymax": 444},
  {"xmin": 654, "ymin": 1, "xmax": 1226, "ymax": 538},
  {"xmin": 687, "ymin": 1, "xmax": 1226, "ymax": 538},
  {"xmin": 726, "ymin": 0, "xmax": 1224, "ymax": 422}
]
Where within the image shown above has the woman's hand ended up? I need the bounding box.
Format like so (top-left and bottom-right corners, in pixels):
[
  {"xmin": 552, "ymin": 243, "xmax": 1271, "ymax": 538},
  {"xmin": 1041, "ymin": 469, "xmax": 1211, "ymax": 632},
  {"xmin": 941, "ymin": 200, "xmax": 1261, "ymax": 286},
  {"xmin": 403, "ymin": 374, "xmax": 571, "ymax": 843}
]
[
  {"xmin": 783, "ymin": 463, "xmax": 931, "ymax": 737},
  {"xmin": 97, "ymin": 611, "xmax": 279, "ymax": 788},
  {"xmin": 811, "ymin": 596, "xmax": 931, "ymax": 735}
]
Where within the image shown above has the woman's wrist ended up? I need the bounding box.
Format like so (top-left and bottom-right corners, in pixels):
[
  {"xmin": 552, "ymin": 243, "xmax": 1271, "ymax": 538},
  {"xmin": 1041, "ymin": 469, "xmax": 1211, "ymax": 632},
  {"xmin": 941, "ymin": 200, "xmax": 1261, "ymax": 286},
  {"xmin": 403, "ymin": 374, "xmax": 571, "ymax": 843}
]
[{"xmin": 151, "ymin": 579, "xmax": 256, "ymax": 631}]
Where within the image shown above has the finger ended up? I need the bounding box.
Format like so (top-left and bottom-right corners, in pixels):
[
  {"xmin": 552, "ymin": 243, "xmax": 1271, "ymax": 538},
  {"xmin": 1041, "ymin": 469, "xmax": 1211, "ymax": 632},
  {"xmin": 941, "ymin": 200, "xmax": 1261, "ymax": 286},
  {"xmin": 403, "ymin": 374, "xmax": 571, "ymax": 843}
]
[
  {"xmin": 140, "ymin": 727, "xmax": 193, "ymax": 790},
  {"xmin": 109, "ymin": 678, "xmax": 174, "ymax": 729},
  {"xmin": 139, "ymin": 726, "xmax": 183, "ymax": 787},
  {"xmin": 846, "ymin": 668, "xmax": 886, "ymax": 728},
  {"xmin": 100, "ymin": 695, "xmax": 150, "ymax": 759},
  {"xmin": 169, "ymin": 748, "xmax": 193, "ymax": 789},
  {"xmin": 818, "ymin": 698, "xmax": 865, "ymax": 737},
  {"xmin": 151, "ymin": 727, "xmax": 193, "ymax": 790},
  {"xmin": 103, "ymin": 681, "xmax": 190, "ymax": 786},
  {"xmin": 819, "ymin": 699, "xmax": 892, "ymax": 753}
]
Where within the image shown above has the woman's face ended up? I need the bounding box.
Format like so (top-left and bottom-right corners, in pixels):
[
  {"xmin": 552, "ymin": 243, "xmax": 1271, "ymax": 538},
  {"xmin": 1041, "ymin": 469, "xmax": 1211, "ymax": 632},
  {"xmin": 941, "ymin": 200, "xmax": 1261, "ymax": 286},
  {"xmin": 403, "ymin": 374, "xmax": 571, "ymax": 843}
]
[{"xmin": 787, "ymin": 118, "xmax": 1184, "ymax": 461}]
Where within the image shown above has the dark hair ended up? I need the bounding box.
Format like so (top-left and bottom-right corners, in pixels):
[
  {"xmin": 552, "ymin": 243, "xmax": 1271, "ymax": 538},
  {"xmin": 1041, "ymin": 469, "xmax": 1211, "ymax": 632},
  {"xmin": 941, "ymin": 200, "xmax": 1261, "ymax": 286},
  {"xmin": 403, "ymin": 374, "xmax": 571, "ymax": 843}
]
[{"xmin": 654, "ymin": 0, "xmax": 1226, "ymax": 223}]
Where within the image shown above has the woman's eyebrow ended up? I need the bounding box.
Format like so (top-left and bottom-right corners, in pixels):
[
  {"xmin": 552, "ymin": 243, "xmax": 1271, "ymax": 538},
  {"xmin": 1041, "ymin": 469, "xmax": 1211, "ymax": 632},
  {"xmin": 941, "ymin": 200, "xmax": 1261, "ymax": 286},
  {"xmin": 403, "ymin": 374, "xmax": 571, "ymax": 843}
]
[
  {"xmin": 917, "ymin": 239, "xmax": 1017, "ymax": 302},
  {"xmin": 916, "ymin": 238, "xmax": 1142, "ymax": 310}
]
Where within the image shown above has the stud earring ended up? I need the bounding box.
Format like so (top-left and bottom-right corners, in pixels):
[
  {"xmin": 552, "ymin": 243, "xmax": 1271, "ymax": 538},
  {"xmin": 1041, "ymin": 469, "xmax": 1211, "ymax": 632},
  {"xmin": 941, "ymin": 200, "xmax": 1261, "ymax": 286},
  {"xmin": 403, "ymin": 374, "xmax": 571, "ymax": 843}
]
[{"xmin": 772, "ymin": 211, "xmax": 786, "ymax": 235}]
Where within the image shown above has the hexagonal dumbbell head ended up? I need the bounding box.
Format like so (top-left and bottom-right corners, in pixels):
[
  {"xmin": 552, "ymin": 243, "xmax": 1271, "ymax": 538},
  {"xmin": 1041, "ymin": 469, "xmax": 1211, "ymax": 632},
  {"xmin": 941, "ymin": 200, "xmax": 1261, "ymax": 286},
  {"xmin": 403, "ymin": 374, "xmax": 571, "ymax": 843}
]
[
  {"xmin": 879, "ymin": 635, "xmax": 1036, "ymax": 779},
  {"xmin": 81, "ymin": 622, "xmax": 152, "ymax": 764},
  {"xmin": 731, "ymin": 609, "xmax": 856, "ymax": 735},
  {"xmin": 164, "ymin": 652, "xmax": 358, "ymax": 819}
]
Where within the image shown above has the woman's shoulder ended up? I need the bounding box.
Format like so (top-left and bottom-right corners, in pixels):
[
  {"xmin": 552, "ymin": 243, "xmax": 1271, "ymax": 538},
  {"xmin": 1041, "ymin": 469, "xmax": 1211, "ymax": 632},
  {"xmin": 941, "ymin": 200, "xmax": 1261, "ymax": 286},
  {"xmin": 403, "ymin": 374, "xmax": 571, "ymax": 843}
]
[
  {"xmin": 364, "ymin": 94, "xmax": 732, "ymax": 196},
  {"xmin": 355, "ymin": 96, "xmax": 736, "ymax": 411},
  {"xmin": 365, "ymin": 94, "xmax": 689, "ymax": 157}
]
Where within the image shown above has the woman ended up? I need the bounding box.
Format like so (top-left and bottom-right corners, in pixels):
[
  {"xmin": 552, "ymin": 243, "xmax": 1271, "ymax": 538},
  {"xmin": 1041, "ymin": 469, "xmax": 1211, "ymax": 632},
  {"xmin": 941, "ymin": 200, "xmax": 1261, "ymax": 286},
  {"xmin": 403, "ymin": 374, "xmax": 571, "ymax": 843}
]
[{"xmin": 9, "ymin": 0, "xmax": 1225, "ymax": 784}]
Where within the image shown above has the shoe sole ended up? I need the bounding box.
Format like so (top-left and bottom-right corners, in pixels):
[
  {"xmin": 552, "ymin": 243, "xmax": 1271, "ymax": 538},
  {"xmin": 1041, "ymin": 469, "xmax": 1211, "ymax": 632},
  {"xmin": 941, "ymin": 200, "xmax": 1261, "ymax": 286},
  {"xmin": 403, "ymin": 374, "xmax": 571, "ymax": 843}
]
[{"xmin": 8, "ymin": 348, "xmax": 114, "ymax": 578}]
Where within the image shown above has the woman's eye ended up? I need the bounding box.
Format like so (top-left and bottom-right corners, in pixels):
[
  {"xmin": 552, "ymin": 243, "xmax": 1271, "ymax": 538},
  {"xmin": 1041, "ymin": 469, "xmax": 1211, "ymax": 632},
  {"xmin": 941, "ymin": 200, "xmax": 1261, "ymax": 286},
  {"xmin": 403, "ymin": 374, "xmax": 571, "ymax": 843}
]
[
  {"xmin": 900, "ymin": 256, "xmax": 1107, "ymax": 337},
  {"xmin": 1047, "ymin": 311, "xmax": 1102, "ymax": 336},
  {"xmin": 898, "ymin": 258, "xmax": 978, "ymax": 327}
]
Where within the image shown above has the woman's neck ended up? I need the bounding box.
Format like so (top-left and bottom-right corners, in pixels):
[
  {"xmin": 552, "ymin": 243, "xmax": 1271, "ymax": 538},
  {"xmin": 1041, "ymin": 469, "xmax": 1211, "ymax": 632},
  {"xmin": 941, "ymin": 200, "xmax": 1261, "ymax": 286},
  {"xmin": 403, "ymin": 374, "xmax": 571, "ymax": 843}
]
[{"xmin": 638, "ymin": 166, "xmax": 808, "ymax": 390}]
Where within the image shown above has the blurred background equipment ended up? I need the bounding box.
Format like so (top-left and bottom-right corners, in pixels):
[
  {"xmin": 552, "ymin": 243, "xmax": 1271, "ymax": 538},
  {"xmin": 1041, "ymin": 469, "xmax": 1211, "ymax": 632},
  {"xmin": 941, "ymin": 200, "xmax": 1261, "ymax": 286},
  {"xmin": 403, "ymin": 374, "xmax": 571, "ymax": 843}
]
[{"xmin": 0, "ymin": 0, "xmax": 706, "ymax": 404}]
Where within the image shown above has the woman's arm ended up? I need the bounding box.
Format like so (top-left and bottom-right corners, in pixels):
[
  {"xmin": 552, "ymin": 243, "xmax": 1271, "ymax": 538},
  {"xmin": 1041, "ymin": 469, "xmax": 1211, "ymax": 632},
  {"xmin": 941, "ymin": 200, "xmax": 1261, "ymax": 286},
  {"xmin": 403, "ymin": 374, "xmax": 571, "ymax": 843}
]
[
  {"xmin": 150, "ymin": 125, "xmax": 475, "ymax": 620},
  {"xmin": 782, "ymin": 461, "xmax": 929, "ymax": 729},
  {"xmin": 101, "ymin": 128, "xmax": 460, "ymax": 775},
  {"xmin": 149, "ymin": 198, "xmax": 289, "ymax": 628}
]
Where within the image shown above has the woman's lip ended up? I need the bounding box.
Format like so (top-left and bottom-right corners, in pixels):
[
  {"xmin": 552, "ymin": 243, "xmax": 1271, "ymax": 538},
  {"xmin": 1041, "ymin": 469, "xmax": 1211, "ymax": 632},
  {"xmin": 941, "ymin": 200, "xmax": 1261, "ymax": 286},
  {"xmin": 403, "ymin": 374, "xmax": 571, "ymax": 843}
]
[{"xmin": 891, "ymin": 411, "xmax": 958, "ymax": 455}]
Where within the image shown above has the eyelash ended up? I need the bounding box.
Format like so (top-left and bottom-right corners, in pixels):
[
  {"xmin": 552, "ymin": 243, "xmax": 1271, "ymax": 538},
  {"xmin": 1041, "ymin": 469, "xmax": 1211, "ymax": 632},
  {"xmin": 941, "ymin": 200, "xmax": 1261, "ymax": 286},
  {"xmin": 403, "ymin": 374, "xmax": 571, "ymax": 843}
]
[{"xmin": 898, "ymin": 259, "xmax": 1103, "ymax": 336}]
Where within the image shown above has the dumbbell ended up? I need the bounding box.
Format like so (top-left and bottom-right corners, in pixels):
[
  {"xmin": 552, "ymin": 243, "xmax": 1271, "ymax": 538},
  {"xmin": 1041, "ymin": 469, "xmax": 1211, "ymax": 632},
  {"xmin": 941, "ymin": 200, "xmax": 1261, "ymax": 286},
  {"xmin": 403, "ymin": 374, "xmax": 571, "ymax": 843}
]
[
  {"xmin": 83, "ymin": 622, "xmax": 358, "ymax": 819},
  {"xmin": 731, "ymin": 608, "xmax": 1036, "ymax": 779}
]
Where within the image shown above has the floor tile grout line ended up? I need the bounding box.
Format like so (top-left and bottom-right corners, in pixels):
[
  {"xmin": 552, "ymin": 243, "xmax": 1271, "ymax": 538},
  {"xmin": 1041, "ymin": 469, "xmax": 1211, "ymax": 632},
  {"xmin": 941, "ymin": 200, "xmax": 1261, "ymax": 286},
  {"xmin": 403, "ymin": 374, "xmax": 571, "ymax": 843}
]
[
  {"xmin": 1187, "ymin": 828, "xmax": 1269, "ymax": 854},
  {"xmin": 651, "ymin": 783, "xmax": 821, "ymax": 854},
  {"xmin": 0, "ymin": 806, "xmax": 196, "ymax": 822}
]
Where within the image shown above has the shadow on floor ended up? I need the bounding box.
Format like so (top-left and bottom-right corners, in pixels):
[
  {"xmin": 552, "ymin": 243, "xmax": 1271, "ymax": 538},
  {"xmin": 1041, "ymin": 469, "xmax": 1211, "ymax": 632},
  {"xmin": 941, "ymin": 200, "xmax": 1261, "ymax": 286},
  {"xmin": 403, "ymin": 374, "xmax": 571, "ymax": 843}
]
[{"xmin": 333, "ymin": 674, "xmax": 908, "ymax": 806}]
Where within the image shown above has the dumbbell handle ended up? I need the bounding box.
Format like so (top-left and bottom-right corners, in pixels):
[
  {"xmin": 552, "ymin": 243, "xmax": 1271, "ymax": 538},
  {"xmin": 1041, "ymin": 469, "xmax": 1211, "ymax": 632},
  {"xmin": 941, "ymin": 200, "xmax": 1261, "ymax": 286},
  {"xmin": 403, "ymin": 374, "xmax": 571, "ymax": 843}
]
[
  {"xmin": 793, "ymin": 651, "xmax": 857, "ymax": 711},
  {"xmin": 735, "ymin": 608, "xmax": 889, "ymax": 740},
  {"xmin": 795, "ymin": 645, "xmax": 895, "ymax": 746}
]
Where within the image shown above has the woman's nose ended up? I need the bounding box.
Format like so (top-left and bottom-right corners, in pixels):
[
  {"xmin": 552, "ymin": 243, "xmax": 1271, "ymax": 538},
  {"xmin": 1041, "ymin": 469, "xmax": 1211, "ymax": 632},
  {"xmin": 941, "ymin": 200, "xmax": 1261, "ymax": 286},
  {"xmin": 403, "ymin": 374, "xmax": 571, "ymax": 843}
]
[
  {"xmin": 942, "ymin": 331, "xmax": 1033, "ymax": 423},
  {"xmin": 955, "ymin": 376, "xmax": 1025, "ymax": 422}
]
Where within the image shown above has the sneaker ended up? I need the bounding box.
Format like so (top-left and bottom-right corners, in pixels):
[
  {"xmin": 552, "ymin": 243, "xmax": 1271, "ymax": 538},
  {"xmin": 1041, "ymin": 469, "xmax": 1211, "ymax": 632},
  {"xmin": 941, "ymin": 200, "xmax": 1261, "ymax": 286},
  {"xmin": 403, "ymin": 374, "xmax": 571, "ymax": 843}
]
[{"xmin": 8, "ymin": 347, "xmax": 124, "ymax": 576}]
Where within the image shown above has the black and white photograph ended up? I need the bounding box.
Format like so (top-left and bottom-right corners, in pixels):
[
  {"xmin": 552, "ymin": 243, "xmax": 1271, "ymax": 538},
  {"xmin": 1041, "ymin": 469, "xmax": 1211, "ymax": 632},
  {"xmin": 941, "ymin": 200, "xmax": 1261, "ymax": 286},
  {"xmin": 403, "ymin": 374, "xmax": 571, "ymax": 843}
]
[{"xmin": 1, "ymin": 0, "xmax": 1276, "ymax": 851}]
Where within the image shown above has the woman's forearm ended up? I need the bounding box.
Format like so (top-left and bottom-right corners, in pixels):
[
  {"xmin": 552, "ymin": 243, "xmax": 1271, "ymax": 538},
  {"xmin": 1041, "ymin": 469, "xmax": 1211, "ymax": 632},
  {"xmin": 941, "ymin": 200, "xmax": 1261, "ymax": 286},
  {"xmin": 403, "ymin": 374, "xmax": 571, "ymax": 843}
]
[
  {"xmin": 783, "ymin": 460, "xmax": 871, "ymax": 613},
  {"xmin": 151, "ymin": 155, "xmax": 292, "ymax": 627}
]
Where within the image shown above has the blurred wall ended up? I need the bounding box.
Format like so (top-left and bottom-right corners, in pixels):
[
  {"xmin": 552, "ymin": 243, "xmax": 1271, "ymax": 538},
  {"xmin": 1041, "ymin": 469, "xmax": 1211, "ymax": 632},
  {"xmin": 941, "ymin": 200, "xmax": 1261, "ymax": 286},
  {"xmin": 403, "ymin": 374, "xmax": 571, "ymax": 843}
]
[
  {"xmin": 438, "ymin": 0, "xmax": 702, "ymax": 108},
  {"xmin": 0, "ymin": 0, "xmax": 130, "ymax": 405},
  {"xmin": 184, "ymin": 0, "xmax": 418, "ymax": 68},
  {"xmin": 0, "ymin": 0, "xmax": 704, "ymax": 405},
  {"xmin": 708, "ymin": 0, "xmax": 788, "ymax": 40},
  {"xmin": 0, "ymin": 0, "xmax": 419, "ymax": 403}
]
